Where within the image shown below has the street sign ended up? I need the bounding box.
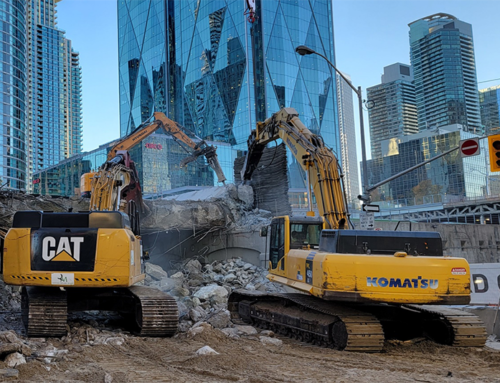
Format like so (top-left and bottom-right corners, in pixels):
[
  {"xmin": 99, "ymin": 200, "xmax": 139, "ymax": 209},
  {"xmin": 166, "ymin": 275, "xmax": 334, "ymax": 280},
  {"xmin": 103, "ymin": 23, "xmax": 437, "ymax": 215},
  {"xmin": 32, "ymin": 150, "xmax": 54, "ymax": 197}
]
[
  {"xmin": 362, "ymin": 204, "xmax": 380, "ymax": 212},
  {"xmin": 460, "ymin": 138, "xmax": 480, "ymax": 158},
  {"xmin": 359, "ymin": 212, "xmax": 374, "ymax": 230}
]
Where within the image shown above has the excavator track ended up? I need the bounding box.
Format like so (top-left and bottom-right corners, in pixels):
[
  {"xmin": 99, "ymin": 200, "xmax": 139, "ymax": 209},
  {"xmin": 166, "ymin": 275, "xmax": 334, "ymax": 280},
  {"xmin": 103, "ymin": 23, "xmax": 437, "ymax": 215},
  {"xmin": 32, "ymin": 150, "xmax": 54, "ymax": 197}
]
[
  {"xmin": 128, "ymin": 286, "xmax": 178, "ymax": 337},
  {"xmin": 229, "ymin": 291, "xmax": 384, "ymax": 352},
  {"xmin": 21, "ymin": 286, "xmax": 68, "ymax": 337},
  {"xmin": 405, "ymin": 304, "xmax": 487, "ymax": 347}
]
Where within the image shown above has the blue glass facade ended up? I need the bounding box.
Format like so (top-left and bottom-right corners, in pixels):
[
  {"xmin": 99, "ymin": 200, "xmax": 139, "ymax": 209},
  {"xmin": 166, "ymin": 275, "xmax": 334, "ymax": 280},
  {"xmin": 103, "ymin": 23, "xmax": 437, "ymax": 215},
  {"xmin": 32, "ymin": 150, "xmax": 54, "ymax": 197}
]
[
  {"xmin": 32, "ymin": 136, "xmax": 236, "ymax": 196},
  {"xmin": 26, "ymin": 0, "xmax": 82, "ymax": 191},
  {"xmin": 0, "ymin": 0, "xmax": 27, "ymax": 190},
  {"xmin": 118, "ymin": 0, "xmax": 339, "ymax": 190},
  {"xmin": 409, "ymin": 14, "xmax": 481, "ymax": 134},
  {"xmin": 479, "ymin": 85, "xmax": 500, "ymax": 135}
]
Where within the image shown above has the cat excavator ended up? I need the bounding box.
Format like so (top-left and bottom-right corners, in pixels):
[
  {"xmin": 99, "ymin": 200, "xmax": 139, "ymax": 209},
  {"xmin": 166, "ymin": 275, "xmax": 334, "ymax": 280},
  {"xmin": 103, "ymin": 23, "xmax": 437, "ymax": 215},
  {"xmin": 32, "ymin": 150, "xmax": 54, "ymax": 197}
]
[
  {"xmin": 2, "ymin": 113, "xmax": 225, "ymax": 338},
  {"xmin": 229, "ymin": 107, "xmax": 487, "ymax": 352}
]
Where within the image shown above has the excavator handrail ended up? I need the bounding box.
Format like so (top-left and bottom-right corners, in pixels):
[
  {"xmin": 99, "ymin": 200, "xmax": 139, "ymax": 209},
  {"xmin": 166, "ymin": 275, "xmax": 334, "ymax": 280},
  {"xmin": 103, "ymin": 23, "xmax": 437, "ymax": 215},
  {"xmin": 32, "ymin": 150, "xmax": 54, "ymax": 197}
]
[{"xmin": 240, "ymin": 107, "xmax": 350, "ymax": 230}]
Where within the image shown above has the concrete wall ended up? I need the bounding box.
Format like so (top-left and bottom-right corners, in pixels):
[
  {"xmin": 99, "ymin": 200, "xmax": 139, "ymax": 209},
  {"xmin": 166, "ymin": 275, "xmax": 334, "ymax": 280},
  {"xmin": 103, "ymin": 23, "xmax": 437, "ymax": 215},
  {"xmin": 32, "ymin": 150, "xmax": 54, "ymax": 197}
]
[
  {"xmin": 143, "ymin": 220, "xmax": 500, "ymax": 272},
  {"xmin": 371, "ymin": 221, "xmax": 500, "ymax": 263}
]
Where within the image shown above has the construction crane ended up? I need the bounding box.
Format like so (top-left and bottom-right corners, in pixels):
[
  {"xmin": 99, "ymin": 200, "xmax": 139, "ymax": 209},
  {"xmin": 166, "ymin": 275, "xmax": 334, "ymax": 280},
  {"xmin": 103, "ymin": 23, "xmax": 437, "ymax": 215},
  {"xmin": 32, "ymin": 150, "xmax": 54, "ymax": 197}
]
[{"xmin": 229, "ymin": 107, "xmax": 487, "ymax": 352}]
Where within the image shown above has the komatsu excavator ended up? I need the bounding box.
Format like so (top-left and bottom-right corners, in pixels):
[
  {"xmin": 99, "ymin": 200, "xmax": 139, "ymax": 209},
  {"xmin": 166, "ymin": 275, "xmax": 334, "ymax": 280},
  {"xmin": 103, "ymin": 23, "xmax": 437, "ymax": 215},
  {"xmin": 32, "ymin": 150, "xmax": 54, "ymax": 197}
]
[
  {"xmin": 2, "ymin": 112, "xmax": 225, "ymax": 338},
  {"xmin": 229, "ymin": 107, "xmax": 487, "ymax": 352}
]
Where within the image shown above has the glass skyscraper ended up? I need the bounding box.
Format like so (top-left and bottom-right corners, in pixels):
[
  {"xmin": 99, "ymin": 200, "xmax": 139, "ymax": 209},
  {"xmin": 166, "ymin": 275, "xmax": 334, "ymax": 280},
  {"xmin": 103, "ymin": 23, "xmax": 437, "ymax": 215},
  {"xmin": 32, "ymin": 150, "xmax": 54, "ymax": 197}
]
[
  {"xmin": 367, "ymin": 63, "xmax": 418, "ymax": 159},
  {"xmin": 26, "ymin": 0, "xmax": 82, "ymax": 190},
  {"xmin": 336, "ymin": 72, "xmax": 359, "ymax": 204},
  {"xmin": 0, "ymin": 0, "xmax": 27, "ymax": 190},
  {"xmin": 479, "ymin": 85, "xmax": 500, "ymax": 135},
  {"xmin": 118, "ymin": 0, "xmax": 340, "ymax": 190},
  {"xmin": 409, "ymin": 13, "xmax": 481, "ymax": 134},
  {"xmin": 366, "ymin": 125, "xmax": 489, "ymax": 203}
]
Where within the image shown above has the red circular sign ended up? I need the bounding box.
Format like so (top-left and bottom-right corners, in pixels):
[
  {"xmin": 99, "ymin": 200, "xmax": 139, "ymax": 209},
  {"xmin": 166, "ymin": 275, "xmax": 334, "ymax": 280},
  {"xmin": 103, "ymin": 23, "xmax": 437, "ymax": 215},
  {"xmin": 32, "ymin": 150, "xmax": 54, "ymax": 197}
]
[{"xmin": 460, "ymin": 139, "xmax": 479, "ymax": 156}]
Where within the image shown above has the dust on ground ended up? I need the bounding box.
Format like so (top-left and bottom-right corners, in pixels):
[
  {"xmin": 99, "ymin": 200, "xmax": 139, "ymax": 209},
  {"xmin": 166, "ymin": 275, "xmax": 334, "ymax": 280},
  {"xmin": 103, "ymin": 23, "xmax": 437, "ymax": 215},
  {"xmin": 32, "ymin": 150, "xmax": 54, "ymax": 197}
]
[{"xmin": 3, "ymin": 323, "xmax": 500, "ymax": 383}]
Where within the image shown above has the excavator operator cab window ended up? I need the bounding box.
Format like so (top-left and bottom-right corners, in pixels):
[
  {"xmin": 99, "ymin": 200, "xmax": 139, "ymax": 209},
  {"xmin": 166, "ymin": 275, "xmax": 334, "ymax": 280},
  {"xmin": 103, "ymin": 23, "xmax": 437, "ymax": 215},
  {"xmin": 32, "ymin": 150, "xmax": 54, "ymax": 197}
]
[
  {"xmin": 269, "ymin": 218, "xmax": 285, "ymax": 270},
  {"xmin": 290, "ymin": 223, "xmax": 322, "ymax": 249}
]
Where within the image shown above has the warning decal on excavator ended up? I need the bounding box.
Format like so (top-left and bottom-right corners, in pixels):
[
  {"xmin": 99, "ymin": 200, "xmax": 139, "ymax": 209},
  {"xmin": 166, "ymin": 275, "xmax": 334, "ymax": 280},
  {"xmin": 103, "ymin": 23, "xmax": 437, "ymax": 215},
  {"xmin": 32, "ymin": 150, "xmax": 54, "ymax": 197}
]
[
  {"xmin": 305, "ymin": 253, "xmax": 315, "ymax": 284},
  {"xmin": 451, "ymin": 267, "xmax": 467, "ymax": 275}
]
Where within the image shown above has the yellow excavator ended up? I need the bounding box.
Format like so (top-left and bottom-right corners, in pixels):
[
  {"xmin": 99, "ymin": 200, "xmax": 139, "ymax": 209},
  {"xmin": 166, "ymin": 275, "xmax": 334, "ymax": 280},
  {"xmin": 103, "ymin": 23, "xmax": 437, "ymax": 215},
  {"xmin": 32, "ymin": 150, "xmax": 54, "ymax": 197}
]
[
  {"xmin": 229, "ymin": 107, "xmax": 487, "ymax": 352},
  {"xmin": 2, "ymin": 113, "xmax": 225, "ymax": 338},
  {"xmin": 80, "ymin": 111, "xmax": 227, "ymax": 199}
]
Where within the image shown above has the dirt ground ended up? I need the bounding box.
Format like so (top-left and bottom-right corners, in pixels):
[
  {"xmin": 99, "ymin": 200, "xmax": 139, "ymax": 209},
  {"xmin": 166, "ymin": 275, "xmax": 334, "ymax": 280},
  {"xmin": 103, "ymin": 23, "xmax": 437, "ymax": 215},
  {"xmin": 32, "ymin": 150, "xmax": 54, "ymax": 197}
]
[{"xmin": 3, "ymin": 322, "xmax": 500, "ymax": 383}]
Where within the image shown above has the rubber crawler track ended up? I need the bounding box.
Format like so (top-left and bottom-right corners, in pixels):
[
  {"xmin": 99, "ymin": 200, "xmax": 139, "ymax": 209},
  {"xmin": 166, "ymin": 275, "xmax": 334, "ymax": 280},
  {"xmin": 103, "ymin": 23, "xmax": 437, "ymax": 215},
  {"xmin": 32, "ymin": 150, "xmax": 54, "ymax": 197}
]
[
  {"xmin": 229, "ymin": 290, "xmax": 384, "ymax": 353},
  {"xmin": 405, "ymin": 304, "xmax": 487, "ymax": 347},
  {"xmin": 128, "ymin": 286, "xmax": 178, "ymax": 337}
]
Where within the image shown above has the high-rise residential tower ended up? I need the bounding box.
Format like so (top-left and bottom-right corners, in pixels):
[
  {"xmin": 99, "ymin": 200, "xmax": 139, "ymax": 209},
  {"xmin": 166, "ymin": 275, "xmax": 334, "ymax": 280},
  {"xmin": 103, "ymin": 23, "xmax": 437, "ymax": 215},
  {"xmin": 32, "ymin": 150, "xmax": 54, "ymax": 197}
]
[
  {"xmin": 366, "ymin": 63, "xmax": 418, "ymax": 159},
  {"xmin": 118, "ymin": 0, "xmax": 340, "ymax": 192},
  {"xmin": 0, "ymin": 0, "xmax": 27, "ymax": 190},
  {"xmin": 336, "ymin": 72, "xmax": 359, "ymax": 204},
  {"xmin": 26, "ymin": 0, "xmax": 82, "ymax": 188},
  {"xmin": 409, "ymin": 13, "xmax": 481, "ymax": 133},
  {"xmin": 479, "ymin": 85, "xmax": 500, "ymax": 135}
]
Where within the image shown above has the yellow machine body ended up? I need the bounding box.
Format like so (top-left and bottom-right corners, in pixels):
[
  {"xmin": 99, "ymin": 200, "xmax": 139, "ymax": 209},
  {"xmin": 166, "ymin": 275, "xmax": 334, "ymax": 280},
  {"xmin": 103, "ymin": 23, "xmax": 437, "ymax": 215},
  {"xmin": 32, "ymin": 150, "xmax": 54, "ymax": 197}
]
[
  {"xmin": 267, "ymin": 216, "xmax": 471, "ymax": 305},
  {"xmin": 3, "ymin": 211, "xmax": 144, "ymax": 288}
]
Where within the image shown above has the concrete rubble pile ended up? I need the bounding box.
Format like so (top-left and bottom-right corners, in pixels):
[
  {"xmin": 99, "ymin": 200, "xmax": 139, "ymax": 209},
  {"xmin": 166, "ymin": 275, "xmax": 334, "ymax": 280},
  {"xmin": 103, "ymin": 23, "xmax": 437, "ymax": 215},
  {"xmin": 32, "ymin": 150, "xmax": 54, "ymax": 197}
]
[
  {"xmin": 144, "ymin": 258, "xmax": 285, "ymax": 333},
  {"xmin": 142, "ymin": 183, "xmax": 274, "ymax": 232}
]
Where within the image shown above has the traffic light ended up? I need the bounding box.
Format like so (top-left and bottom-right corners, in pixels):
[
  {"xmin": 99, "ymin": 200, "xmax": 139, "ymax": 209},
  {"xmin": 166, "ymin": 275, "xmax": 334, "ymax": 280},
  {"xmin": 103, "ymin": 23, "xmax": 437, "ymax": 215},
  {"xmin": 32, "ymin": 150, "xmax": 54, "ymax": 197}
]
[{"xmin": 488, "ymin": 134, "xmax": 500, "ymax": 172}]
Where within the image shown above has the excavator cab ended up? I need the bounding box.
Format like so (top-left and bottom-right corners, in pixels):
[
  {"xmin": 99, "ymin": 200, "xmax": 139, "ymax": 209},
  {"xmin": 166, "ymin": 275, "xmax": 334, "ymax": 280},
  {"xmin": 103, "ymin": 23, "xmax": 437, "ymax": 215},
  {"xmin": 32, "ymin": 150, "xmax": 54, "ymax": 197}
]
[{"xmin": 268, "ymin": 216, "xmax": 324, "ymax": 270}]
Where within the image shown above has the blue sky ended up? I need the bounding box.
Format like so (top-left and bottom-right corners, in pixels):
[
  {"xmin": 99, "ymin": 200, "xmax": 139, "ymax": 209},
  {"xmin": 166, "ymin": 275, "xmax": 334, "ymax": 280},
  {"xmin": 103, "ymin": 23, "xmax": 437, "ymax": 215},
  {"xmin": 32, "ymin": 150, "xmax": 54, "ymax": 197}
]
[{"xmin": 57, "ymin": 0, "xmax": 500, "ymax": 155}]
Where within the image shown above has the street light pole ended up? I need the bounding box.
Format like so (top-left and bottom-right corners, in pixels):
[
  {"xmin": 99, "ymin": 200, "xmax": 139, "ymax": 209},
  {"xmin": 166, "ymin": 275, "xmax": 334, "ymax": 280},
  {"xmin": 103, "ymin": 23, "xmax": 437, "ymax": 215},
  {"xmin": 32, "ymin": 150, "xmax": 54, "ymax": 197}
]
[{"xmin": 295, "ymin": 45, "xmax": 370, "ymax": 204}]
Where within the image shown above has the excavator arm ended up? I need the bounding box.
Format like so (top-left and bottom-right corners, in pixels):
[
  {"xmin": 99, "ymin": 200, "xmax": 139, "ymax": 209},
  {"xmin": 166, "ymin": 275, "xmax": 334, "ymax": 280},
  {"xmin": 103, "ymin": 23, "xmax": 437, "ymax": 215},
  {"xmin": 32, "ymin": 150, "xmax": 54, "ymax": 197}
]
[
  {"xmin": 241, "ymin": 107, "xmax": 349, "ymax": 229},
  {"xmin": 108, "ymin": 112, "xmax": 226, "ymax": 184}
]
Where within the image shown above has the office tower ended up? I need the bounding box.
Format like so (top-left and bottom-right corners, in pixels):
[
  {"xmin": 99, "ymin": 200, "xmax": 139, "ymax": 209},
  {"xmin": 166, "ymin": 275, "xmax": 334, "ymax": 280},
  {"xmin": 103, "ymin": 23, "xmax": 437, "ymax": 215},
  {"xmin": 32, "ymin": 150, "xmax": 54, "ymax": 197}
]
[
  {"xmin": 409, "ymin": 13, "xmax": 481, "ymax": 133},
  {"xmin": 118, "ymin": 0, "xmax": 340, "ymax": 192},
  {"xmin": 479, "ymin": 85, "xmax": 500, "ymax": 135},
  {"xmin": 0, "ymin": 1, "xmax": 27, "ymax": 190},
  {"xmin": 26, "ymin": 0, "xmax": 82, "ymax": 189},
  {"xmin": 366, "ymin": 63, "xmax": 418, "ymax": 159},
  {"xmin": 336, "ymin": 72, "xmax": 359, "ymax": 204}
]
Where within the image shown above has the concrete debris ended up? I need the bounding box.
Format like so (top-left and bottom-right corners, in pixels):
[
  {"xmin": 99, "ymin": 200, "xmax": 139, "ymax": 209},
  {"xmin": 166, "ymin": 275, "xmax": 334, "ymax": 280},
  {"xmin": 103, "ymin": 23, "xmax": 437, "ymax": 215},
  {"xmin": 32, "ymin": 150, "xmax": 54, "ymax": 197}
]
[
  {"xmin": 187, "ymin": 322, "xmax": 212, "ymax": 338},
  {"xmin": 4, "ymin": 352, "xmax": 26, "ymax": 367},
  {"xmin": 0, "ymin": 368, "xmax": 19, "ymax": 378},
  {"xmin": 145, "ymin": 263, "xmax": 169, "ymax": 281},
  {"xmin": 260, "ymin": 336, "xmax": 283, "ymax": 347},
  {"xmin": 221, "ymin": 328, "xmax": 240, "ymax": 339},
  {"xmin": 195, "ymin": 345, "xmax": 219, "ymax": 356},
  {"xmin": 0, "ymin": 343, "xmax": 21, "ymax": 357},
  {"xmin": 144, "ymin": 257, "xmax": 285, "ymax": 332},
  {"xmin": 234, "ymin": 325, "xmax": 258, "ymax": 336},
  {"xmin": 260, "ymin": 330, "xmax": 275, "ymax": 337},
  {"xmin": 142, "ymin": 183, "xmax": 271, "ymax": 232},
  {"xmin": 194, "ymin": 284, "xmax": 229, "ymax": 301},
  {"xmin": 104, "ymin": 372, "xmax": 113, "ymax": 383},
  {"xmin": 0, "ymin": 192, "xmax": 88, "ymax": 234},
  {"xmin": 206, "ymin": 309, "xmax": 231, "ymax": 329}
]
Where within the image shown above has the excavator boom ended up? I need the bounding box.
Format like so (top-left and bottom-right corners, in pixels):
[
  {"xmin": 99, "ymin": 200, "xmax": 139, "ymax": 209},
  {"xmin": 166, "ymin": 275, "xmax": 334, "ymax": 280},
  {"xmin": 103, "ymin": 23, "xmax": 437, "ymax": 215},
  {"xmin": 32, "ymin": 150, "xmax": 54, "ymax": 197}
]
[
  {"xmin": 241, "ymin": 107, "xmax": 349, "ymax": 229},
  {"xmin": 108, "ymin": 112, "xmax": 226, "ymax": 184},
  {"xmin": 81, "ymin": 112, "xmax": 226, "ymax": 200}
]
